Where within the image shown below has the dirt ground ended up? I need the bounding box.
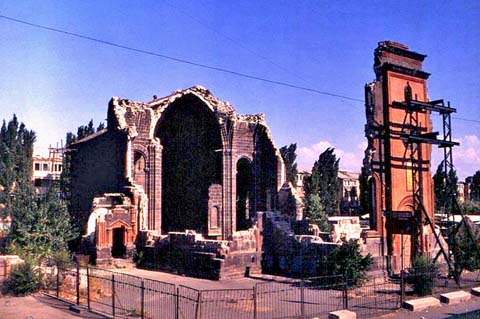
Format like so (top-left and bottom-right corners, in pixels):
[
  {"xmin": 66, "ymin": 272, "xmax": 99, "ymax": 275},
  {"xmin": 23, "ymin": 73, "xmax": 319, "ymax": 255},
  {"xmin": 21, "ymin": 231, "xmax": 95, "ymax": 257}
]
[
  {"xmin": 1, "ymin": 292, "xmax": 480, "ymax": 319},
  {"xmin": 0, "ymin": 294, "xmax": 106, "ymax": 319},
  {"xmin": 1, "ymin": 265, "xmax": 479, "ymax": 319}
]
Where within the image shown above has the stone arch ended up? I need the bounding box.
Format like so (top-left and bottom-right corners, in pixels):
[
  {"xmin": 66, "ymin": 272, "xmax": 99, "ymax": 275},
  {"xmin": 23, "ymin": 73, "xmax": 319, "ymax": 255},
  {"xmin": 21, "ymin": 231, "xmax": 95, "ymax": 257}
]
[
  {"xmin": 397, "ymin": 195, "xmax": 414, "ymax": 211},
  {"xmin": 156, "ymin": 94, "xmax": 223, "ymax": 234},
  {"xmin": 236, "ymin": 156, "xmax": 253, "ymax": 231}
]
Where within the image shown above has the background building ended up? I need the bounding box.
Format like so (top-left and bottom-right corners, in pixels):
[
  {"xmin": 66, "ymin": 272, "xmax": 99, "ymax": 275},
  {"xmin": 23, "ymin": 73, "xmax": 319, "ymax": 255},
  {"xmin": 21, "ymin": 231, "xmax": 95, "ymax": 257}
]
[
  {"xmin": 32, "ymin": 146, "xmax": 64, "ymax": 196},
  {"xmin": 338, "ymin": 170, "xmax": 360, "ymax": 214}
]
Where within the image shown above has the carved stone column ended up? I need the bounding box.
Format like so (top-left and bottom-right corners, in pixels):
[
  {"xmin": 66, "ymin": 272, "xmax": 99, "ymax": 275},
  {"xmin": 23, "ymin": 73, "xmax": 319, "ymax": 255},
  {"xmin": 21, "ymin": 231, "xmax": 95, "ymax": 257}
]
[{"xmin": 147, "ymin": 140, "xmax": 162, "ymax": 233}]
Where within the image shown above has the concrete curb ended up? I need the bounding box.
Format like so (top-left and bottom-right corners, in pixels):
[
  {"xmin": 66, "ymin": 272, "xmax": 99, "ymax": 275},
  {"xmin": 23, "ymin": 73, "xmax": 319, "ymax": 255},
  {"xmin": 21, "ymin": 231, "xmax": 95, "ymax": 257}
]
[
  {"xmin": 439, "ymin": 290, "xmax": 471, "ymax": 304},
  {"xmin": 403, "ymin": 296, "xmax": 440, "ymax": 311}
]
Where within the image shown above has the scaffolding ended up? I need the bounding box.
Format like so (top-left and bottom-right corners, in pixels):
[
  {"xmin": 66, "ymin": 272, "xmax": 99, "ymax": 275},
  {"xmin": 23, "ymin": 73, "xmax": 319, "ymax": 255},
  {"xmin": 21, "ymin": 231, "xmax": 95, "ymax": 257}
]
[{"xmin": 391, "ymin": 85, "xmax": 479, "ymax": 281}]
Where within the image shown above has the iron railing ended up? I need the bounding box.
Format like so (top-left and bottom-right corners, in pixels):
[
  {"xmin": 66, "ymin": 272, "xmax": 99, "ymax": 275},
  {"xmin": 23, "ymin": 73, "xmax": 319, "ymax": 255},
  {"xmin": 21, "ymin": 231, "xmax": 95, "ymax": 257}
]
[{"xmin": 35, "ymin": 261, "xmax": 480, "ymax": 319}]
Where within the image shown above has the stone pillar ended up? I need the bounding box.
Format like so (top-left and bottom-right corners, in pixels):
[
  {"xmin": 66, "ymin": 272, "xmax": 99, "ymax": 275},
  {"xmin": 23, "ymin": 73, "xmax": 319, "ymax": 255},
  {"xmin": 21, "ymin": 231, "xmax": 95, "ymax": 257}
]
[
  {"xmin": 222, "ymin": 149, "xmax": 233, "ymax": 239},
  {"xmin": 126, "ymin": 139, "xmax": 132, "ymax": 179},
  {"xmin": 147, "ymin": 141, "xmax": 162, "ymax": 233}
]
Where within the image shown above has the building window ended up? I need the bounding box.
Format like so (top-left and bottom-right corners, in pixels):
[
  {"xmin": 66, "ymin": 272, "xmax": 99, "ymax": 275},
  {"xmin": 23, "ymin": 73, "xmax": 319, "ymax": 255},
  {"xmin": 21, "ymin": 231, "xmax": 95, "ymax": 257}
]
[
  {"xmin": 210, "ymin": 206, "xmax": 219, "ymax": 229},
  {"xmin": 34, "ymin": 163, "xmax": 40, "ymax": 171},
  {"xmin": 43, "ymin": 163, "xmax": 48, "ymax": 171},
  {"xmin": 406, "ymin": 162, "xmax": 413, "ymax": 191}
]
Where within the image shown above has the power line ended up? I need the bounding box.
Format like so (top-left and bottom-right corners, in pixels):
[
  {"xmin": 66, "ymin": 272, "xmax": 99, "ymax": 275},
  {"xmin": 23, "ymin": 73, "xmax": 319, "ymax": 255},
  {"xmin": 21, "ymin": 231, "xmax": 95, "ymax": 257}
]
[
  {"xmin": 0, "ymin": 14, "xmax": 364, "ymax": 102},
  {"xmin": 164, "ymin": 1, "xmax": 312, "ymax": 86},
  {"xmin": 452, "ymin": 117, "xmax": 480, "ymax": 124},
  {"xmin": 2, "ymin": 14, "xmax": 480, "ymax": 125}
]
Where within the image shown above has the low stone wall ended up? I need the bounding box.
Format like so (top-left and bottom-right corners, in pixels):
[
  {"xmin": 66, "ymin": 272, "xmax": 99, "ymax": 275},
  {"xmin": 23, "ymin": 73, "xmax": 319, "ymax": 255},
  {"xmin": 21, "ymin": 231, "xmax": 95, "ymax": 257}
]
[
  {"xmin": 138, "ymin": 228, "xmax": 262, "ymax": 280},
  {"xmin": 262, "ymin": 212, "xmax": 339, "ymax": 277}
]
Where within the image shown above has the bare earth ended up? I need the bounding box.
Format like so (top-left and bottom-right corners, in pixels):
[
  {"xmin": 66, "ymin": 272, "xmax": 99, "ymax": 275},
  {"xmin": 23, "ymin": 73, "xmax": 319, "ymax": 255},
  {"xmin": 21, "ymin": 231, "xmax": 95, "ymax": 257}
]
[
  {"xmin": 0, "ymin": 294, "xmax": 106, "ymax": 319},
  {"xmin": 1, "ymin": 265, "xmax": 479, "ymax": 319}
]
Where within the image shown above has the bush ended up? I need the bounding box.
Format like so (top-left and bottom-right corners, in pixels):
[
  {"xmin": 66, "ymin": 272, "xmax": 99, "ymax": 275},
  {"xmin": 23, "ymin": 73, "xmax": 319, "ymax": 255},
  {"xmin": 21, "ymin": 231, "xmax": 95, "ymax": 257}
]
[
  {"xmin": 406, "ymin": 256, "xmax": 438, "ymax": 296},
  {"xmin": 321, "ymin": 239, "xmax": 372, "ymax": 287},
  {"xmin": 133, "ymin": 250, "xmax": 145, "ymax": 267},
  {"xmin": 451, "ymin": 217, "xmax": 480, "ymax": 273},
  {"xmin": 52, "ymin": 248, "xmax": 74, "ymax": 268},
  {"xmin": 6, "ymin": 262, "xmax": 43, "ymax": 296}
]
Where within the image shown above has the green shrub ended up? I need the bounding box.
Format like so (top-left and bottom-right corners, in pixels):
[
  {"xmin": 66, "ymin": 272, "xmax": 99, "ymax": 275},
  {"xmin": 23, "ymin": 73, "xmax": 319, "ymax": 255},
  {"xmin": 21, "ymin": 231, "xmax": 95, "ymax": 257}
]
[
  {"xmin": 322, "ymin": 239, "xmax": 372, "ymax": 287},
  {"xmin": 133, "ymin": 250, "xmax": 145, "ymax": 267},
  {"xmin": 6, "ymin": 262, "xmax": 43, "ymax": 296},
  {"xmin": 52, "ymin": 248, "xmax": 74, "ymax": 268},
  {"xmin": 407, "ymin": 256, "xmax": 438, "ymax": 296}
]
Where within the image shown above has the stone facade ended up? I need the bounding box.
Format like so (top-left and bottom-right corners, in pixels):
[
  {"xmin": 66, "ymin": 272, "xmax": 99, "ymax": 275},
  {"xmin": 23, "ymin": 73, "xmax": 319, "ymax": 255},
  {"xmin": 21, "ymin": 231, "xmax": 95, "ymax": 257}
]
[
  {"xmin": 262, "ymin": 211, "xmax": 340, "ymax": 277},
  {"xmin": 363, "ymin": 41, "xmax": 437, "ymax": 272},
  {"xmin": 70, "ymin": 86, "xmax": 290, "ymax": 276}
]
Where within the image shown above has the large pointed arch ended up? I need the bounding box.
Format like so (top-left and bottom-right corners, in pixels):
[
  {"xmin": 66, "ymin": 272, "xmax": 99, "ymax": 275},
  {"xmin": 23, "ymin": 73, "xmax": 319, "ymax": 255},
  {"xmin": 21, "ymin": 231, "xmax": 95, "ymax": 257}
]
[{"xmin": 155, "ymin": 93, "xmax": 223, "ymax": 234}]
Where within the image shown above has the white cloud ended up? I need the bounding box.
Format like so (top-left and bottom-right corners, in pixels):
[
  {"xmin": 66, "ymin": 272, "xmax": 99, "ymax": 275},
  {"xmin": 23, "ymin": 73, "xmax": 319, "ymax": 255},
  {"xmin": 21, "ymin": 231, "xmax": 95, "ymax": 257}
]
[
  {"xmin": 453, "ymin": 134, "xmax": 480, "ymax": 179},
  {"xmin": 297, "ymin": 140, "xmax": 364, "ymax": 172},
  {"xmin": 298, "ymin": 135, "xmax": 480, "ymax": 180}
]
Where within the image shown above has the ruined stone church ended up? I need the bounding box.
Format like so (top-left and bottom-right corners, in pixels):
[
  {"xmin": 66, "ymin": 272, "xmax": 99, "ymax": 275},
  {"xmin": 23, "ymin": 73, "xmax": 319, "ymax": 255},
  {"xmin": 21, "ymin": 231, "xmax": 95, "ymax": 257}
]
[{"xmin": 70, "ymin": 86, "xmax": 291, "ymax": 278}]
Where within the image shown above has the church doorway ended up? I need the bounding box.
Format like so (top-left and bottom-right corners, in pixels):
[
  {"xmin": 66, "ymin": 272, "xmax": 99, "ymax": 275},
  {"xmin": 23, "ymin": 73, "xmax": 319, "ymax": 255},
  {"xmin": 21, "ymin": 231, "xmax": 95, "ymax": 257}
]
[{"xmin": 111, "ymin": 227, "xmax": 125, "ymax": 258}]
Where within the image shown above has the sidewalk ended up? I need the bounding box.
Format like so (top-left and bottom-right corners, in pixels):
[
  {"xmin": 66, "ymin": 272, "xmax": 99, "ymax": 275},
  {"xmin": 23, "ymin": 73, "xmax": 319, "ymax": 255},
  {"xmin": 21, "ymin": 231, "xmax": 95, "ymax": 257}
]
[
  {"xmin": 380, "ymin": 296, "xmax": 480, "ymax": 319},
  {"xmin": 0, "ymin": 294, "xmax": 106, "ymax": 319}
]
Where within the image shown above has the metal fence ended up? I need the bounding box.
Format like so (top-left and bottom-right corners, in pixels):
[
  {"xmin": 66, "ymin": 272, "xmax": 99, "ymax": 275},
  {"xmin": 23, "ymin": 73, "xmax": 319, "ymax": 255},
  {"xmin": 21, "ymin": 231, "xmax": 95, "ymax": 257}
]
[
  {"xmin": 38, "ymin": 261, "xmax": 480, "ymax": 319},
  {"xmin": 0, "ymin": 259, "xmax": 6, "ymax": 282}
]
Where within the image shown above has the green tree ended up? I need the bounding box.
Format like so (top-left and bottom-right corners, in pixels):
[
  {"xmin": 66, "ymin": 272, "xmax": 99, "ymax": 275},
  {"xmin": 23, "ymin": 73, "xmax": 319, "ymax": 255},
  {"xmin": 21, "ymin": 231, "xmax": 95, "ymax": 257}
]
[
  {"xmin": 451, "ymin": 217, "xmax": 480, "ymax": 274},
  {"xmin": 0, "ymin": 115, "xmax": 36, "ymax": 219},
  {"xmin": 407, "ymin": 255, "xmax": 438, "ymax": 296},
  {"xmin": 325, "ymin": 239, "xmax": 372, "ymax": 287},
  {"xmin": 76, "ymin": 119, "xmax": 96, "ymax": 140},
  {"xmin": 304, "ymin": 193, "xmax": 329, "ymax": 232},
  {"xmin": 7, "ymin": 183, "xmax": 77, "ymax": 261},
  {"xmin": 460, "ymin": 200, "xmax": 480, "ymax": 214},
  {"xmin": 433, "ymin": 161, "xmax": 458, "ymax": 214},
  {"xmin": 97, "ymin": 122, "xmax": 105, "ymax": 131},
  {"xmin": 59, "ymin": 132, "xmax": 76, "ymax": 201},
  {"xmin": 305, "ymin": 148, "xmax": 339, "ymax": 215},
  {"xmin": 280, "ymin": 143, "xmax": 298, "ymax": 185},
  {"xmin": 470, "ymin": 171, "xmax": 480, "ymax": 202}
]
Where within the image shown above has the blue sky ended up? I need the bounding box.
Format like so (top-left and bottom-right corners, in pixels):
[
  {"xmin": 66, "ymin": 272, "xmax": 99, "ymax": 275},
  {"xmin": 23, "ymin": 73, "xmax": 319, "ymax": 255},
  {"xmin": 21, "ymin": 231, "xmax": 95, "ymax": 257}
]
[{"xmin": 1, "ymin": 1, "xmax": 479, "ymax": 179}]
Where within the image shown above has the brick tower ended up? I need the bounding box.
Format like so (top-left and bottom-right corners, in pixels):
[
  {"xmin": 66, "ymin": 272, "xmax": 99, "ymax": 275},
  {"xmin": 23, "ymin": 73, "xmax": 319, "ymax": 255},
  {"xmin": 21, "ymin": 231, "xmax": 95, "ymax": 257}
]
[{"xmin": 363, "ymin": 41, "xmax": 438, "ymax": 272}]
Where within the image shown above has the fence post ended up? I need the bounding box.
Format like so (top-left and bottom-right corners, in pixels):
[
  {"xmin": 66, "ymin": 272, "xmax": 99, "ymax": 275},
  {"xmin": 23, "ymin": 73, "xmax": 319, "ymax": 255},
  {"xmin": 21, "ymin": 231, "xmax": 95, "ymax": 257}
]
[
  {"xmin": 400, "ymin": 269, "xmax": 405, "ymax": 305},
  {"xmin": 195, "ymin": 290, "xmax": 202, "ymax": 319},
  {"xmin": 56, "ymin": 262, "xmax": 59, "ymax": 298},
  {"xmin": 140, "ymin": 280, "xmax": 145, "ymax": 319},
  {"xmin": 300, "ymin": 279, "xmax": 305, "ymax": 318},
  {"xmin": 76, "ymin": 262, "xmax": 80, "ymax": 305},
  {"xmin": 87, "ymin": 266, "xmax": 91, "ymax": 311},
  {"xmin": 253, "ymin": 285, "xmax": 257, "ymax": 319},
  {"xmin": 112, "ymin": 274, "xmax": 116, "ymax": 318},
  {"xmin": 175, "ymin": 287, "xmax": 179, "ymax": 319},
  {"xmin": 343, "ymin": 274, "xmax": 348, "ymax": 309}
]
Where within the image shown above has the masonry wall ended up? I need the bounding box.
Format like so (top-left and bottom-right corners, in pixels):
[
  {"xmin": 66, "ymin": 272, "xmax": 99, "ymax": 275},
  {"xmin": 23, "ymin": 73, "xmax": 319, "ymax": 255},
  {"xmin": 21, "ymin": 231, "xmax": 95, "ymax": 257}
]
[{"xmin": 70, "ymin": 130, "xmax": 127, "ymax": 233}]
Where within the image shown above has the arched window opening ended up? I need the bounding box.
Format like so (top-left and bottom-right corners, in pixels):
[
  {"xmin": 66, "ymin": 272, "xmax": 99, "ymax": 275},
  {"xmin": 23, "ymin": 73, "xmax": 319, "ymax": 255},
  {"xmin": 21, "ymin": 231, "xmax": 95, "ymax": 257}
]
[{"xmin": 236, "ymin": 157, "xmax": 253, "ymax": 231}]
